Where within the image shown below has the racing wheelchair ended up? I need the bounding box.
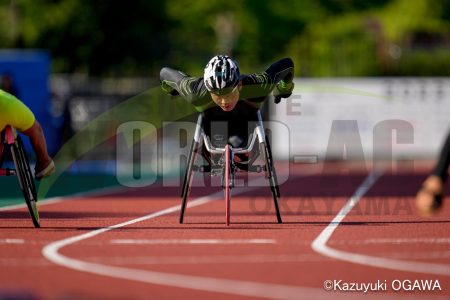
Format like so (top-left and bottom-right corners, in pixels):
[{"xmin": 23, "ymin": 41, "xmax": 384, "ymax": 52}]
[
  {"xmin": 0, "ymin": 126, "xmax": 40, "ymax": 228},
  {"xmin": 180, "ymin": 109, "xmax": 282, "ymax": 225}
]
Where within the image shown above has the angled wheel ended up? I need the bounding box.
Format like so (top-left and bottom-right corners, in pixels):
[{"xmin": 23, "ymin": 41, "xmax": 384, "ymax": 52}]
[
  {"xmin": 179, "ymin": 140, "xmax": 199, "ymax": 223},
  {"xmin": 265, "ymin": 135, "xmax": 280, "ymax": 198},
  {"xmin": 260, "ymin": 139, "xmax": 282, "ymax": 224},
  {"xmin": 10, "ymin": 135, "xmax": 40, "ymax": 228}
]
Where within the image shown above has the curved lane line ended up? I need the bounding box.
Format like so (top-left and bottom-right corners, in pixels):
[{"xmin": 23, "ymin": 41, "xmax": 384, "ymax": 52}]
[
  {"xmin": 42, "ymin": 188, "xmax": 338, "ymax": 300},
  {"xmin": 0, "ymin": 184, "xmax": 128, "ymax": 212},
  {"xmin": 312, "ymin": 171, "xmax": 450, "ymax": 276},
  {"xmin": 41, "ymin": 176, "xmax": 442, "ymax": 300}
]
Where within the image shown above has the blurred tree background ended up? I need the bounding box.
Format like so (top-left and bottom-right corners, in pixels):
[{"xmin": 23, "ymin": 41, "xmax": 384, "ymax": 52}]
[{"xmin": 0, "ymin": 0, "xmax": 449, "ymax": 76}]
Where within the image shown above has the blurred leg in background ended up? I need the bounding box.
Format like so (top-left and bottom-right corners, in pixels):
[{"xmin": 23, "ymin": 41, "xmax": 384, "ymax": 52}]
[
  {"xmin": 416, "ymin": 131, "xmax": 450, "ymax": 215},
  {"xmin": 22, "ymin": 121, "xmax": 55, "ymax": 180},
  {"xmin": 0, "ymin": 142, "xmax": 3, "ymax": 167}
]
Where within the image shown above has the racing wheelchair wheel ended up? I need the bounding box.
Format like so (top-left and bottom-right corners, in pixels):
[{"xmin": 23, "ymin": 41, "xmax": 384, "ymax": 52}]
[
  {"xmin": 10, "ymin": 134, "xmax": 40, "ymax": 228},
  {"xmin": 265, "ymin": 135, "xmax": 280, "ymax": 198},
  {"xmin": 260, "ymin": 137, "xmax": 282, "ymax": 223},
  {"xmin": 179, "ymin": 140, "xmax": 200, "ymax": 223}
]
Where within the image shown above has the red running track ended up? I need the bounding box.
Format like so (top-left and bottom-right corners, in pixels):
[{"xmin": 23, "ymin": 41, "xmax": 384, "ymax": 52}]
[{"xmin": 0, "ymin": 163, "xmax": 449, "ymax": 300}]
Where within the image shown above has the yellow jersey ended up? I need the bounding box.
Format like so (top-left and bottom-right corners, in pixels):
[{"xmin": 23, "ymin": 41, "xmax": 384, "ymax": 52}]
[{"xmin": 0, "ymin": 89, "xmax": 35, "ymax": 132}]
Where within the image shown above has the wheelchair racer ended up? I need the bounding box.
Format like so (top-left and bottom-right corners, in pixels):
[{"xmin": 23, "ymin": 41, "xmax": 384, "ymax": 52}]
[
  {"xmin": 0, "ymin": 89, "xmax": 55, "ymax": 180},
  {"xmin": 416, "ymin": 130, "xmax": 450, "ymax": 216},
  {"xmin": 160, "ymin": 55, "xmax": 294, "ymax": 167}
]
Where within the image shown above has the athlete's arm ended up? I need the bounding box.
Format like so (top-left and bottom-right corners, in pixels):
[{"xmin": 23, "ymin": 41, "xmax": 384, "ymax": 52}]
[
  {"xmin": 159, "ymin": 67, "xmax": 208, "ymax": 103},
  {"xmin": 241, "ymin": 58, "xmax": 295, "ymax": 103}
]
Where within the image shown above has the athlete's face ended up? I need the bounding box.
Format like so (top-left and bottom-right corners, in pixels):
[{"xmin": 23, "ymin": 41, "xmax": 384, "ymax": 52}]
[{"xmin": 210, "ymin": 82, "xmax": 242, "ymax": 111}]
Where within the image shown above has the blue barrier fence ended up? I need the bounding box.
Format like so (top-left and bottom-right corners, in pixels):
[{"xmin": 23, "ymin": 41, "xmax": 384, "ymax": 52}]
[{"xmin": 0, "ymin": 50, "xmax": 60, "ymax": 155}]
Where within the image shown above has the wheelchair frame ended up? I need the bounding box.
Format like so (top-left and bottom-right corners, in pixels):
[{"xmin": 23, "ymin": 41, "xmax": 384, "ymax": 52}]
[{"xmin": 180, "ymin": 111, "xmax": 282, "ymax": 225}]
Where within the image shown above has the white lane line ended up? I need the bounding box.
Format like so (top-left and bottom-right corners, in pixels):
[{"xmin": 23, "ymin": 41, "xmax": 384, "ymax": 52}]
[
  {"xmin": 0, "ymin": 183, "xmax": 129, "ymax": 212},
  {"xmin": 0, "ymin": 258, "xmax": 50, "ymax": 266},
  {"xmin": 110, "ymin": 239, "xmax": 276, "ymax": 245},
  {"xmin": 312, "ymin": 171, "xmax": 450, "ymax": 276},
  {"xmin": 0, "ymin": 255, "xmax": 327, "ymax": 267},
  {"xmin": 0, "ymin": 238, "xmax": 25, "ymax": 244},
  {"xmin": 94, "ymin": 254, "xmax": 329, "ymax": 265},
  {"xmin": 329, "ymin": 238, "xmax": 450, "ymax": 245},
  {"xmin": 42, "ymin": 184, "xmax": 376, "ymax": 300},
  {"xmin": 385, "ymin": 251, "xmax": 450, "ymax": 260},
  {"xmin": 0, "ymin": 197, "xmax": 63, "ymax": 212}
]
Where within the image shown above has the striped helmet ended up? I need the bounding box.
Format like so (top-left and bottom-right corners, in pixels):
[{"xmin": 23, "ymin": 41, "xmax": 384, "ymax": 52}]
[{"xmin": 203, "ymin": 55, "xmax": 240, "ymax": 95}]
